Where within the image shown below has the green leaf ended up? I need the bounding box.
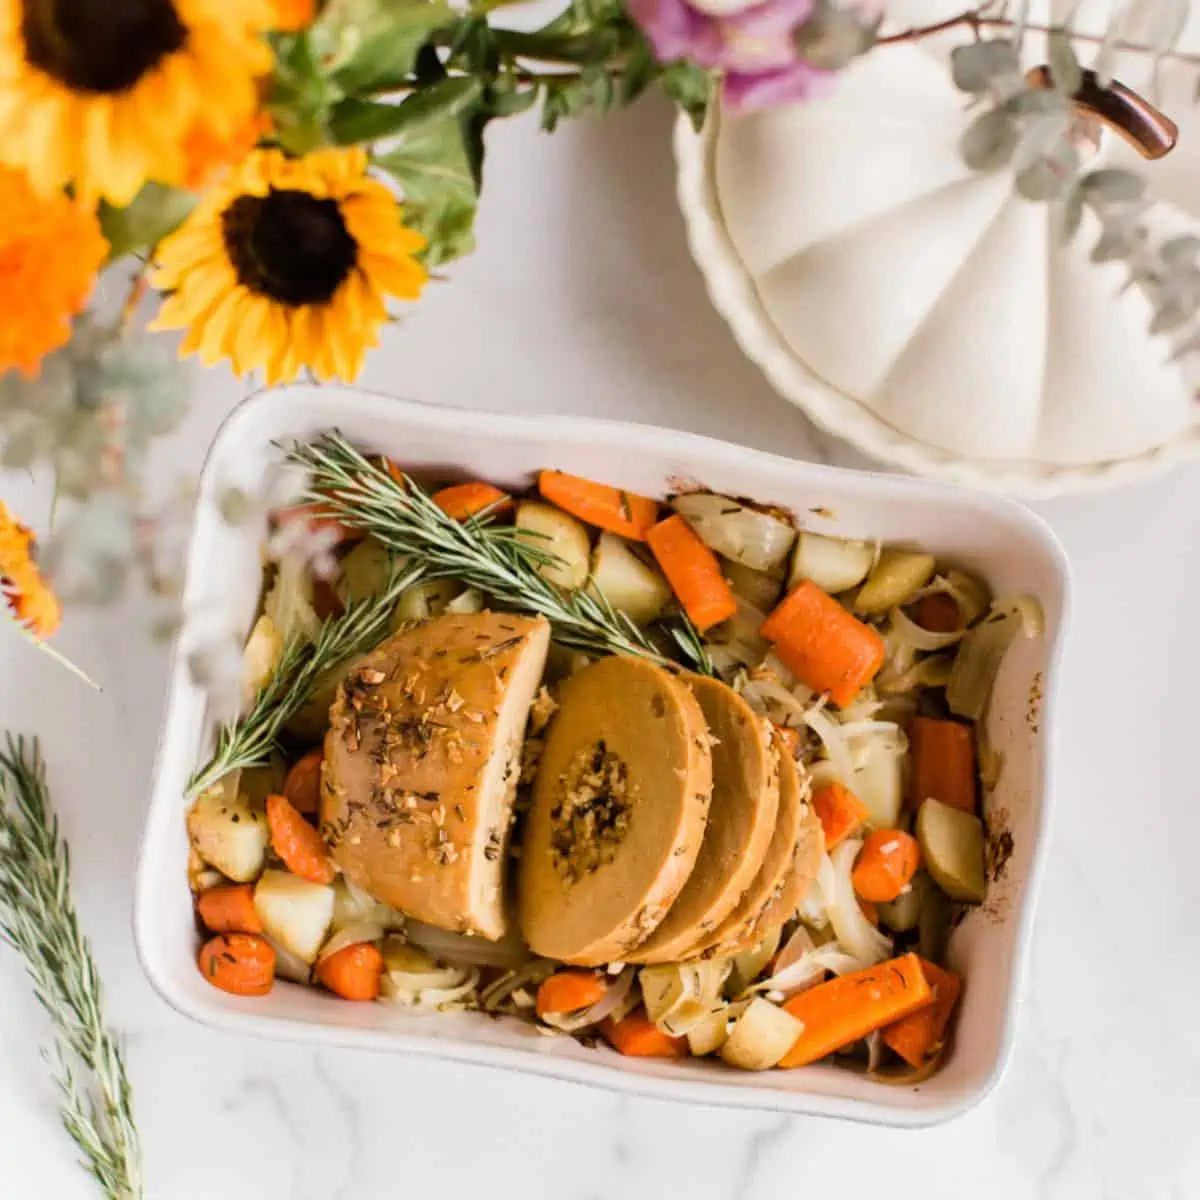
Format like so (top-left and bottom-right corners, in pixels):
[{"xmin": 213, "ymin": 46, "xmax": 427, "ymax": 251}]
[
  {"xmin": 661, "ymin": 61, "xmax": 714, "ymax": 131},
  {"xmin": 374, "ymin": 111, "xmax": 480, "ymax": 266},
  {"xmin": 618, "ymin": 41, "xmax": 658, "ymax": 106},
  {"xmin": 329, "ymin": 77, "xmax": 482, "ymax": 144},
  {"xmin": 1047, "ymin": 27, "xmax": 1083, "ymax": 95},
  {"xmin": 311, "ymin": 0, "xmax": 458, "ymax": 92},
  {"xmin": 99, "ymin": 184, "xmax": 197, "ymax": 260},
  {"xmin": 959, "ymin": 107, "xmax": 1018, "ymax": 170},
  {"xmin": 1015, "ymin": 159, "xmax": 1068, "ymax": 201}
]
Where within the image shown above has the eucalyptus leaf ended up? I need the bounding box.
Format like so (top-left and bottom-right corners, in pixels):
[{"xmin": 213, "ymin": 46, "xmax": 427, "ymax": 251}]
[
  {"xmin": 793, "ymin": 5, "xmax": 877, "ymax": 71},
  {"xmin": 959, "ymin": 107, "xmax": 1018, "ymax": 170},
  {"xmin": 1060, "ymin": 186, "xmax": 1085, "ymax": 242},
  {"xmin": 1079, "ymin": 168, "xmax": 1146, "ymax": 205},
  {"xmin": 1012, "ymin": 109, "xmax": 1072, "ymax": 175},
  {"xmin": 1160, "ymin": 235, "xmax": 1200, "ymax": 268},
  {"xmin": 950, "ymin": 40, "xmax": 1020, "ymax": 94},
  {"xmin": 1004, "ymin": 87, "xmax": 1070, "ymax": 118},
  {"xmin": 99, "ymin": 184, "xmax": 196, "ymax": 260},
  {"xmin": 1047, "ymin": 27, "xmax": 1083, "ymax": 95},
  {"xmin": 1091, "ymin": 229, "xmax": 1132, "ymax": 264},
  {"xmin": 1015, "ymin": 159, "xmax": 1069, "ymax": 201},
  {"xmin": 1150, "ymin": 292, "xmax": 1195, "ymax": 336}
]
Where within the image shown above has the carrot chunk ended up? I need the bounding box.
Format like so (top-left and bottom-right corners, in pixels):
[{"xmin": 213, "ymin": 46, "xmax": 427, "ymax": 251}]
[
  {"xmin": 911, "ymin": 592, "xmax": 961, "ymax": 633},
  {"xmin": 433, "ymin": 482, "xmax": 513, "ymax": 522},
  {"xmin": 266, "ymin": 793, "xmax": 335, "ymax": 884},
  {"xmin": 538, "ymin": 470, "xmax": 659, "ymax": 540},
  {"xmin": 908, "ymin": 717, "xmax": 977, "ymax": 813},
  {"xmin": 198, "ymin": 933, "xmax": 275, "ymax": 996},
  {"xmin": 779, "ymin": 953, "xmax": 933, "ymax": 1068},
  {"xmin": 601, "ymin": 1010, "xmax": 687, "ymax": 1058},
  {"xmin": 283, "ymin": 749, "xmax": 323, "ymax": 818},
  {"xmin": 536, "ymin": 970, "xmax": 608, "ymax": 1016},
  {"xmin": 196, "ymin": 883, "xmax": 263, "ymax": 935},
  {"xmin": 316, "ymin": 942, "xmax": 385, "ymax": 1001},
  {"xmin": 882, "ymin": 959, "xmax": 962, "ymax": 1068},
  {"xmin": 852, "ymin": 829, "xmax": 921, "ymax": 903},
  {"xmin": 760, "ymin": 581, "xmax": 885, "ymax": 707},
  {"xmin": 646, "ymin": 514, "xmax": 738, "ymax": 632},
  {"xmin": 811, "ymin": 782, "xmax": 871, "ymax": 851}
]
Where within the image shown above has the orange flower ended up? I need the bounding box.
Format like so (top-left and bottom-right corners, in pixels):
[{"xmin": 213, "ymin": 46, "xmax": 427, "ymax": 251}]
[
  {"xmin": 183, "ymin": 111, "xmax": 273, "ymax": 191},
  {"xmin": 0, "ymin": 503, "xmax": 60, "ymax": 638},
  {"xmin": 272, "ymin": 0, "xmax": 317, "ymax": 30},
  {"xmin": 0, "ymin": 168, "xmax": 108, "ymax": 377}
]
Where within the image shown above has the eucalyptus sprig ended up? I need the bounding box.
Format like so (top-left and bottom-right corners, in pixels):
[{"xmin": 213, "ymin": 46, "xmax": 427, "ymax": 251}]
[
  {"xmin": 0, "ymin": 737, "xmax": 141, "ymax": 1200},
  {"xmin": 286, "ymin": 432, "xmax": 715, "ymax": 675},
  {"xmin": 187, "ymin": 558, "xmax": 425, "ymax": 797}
]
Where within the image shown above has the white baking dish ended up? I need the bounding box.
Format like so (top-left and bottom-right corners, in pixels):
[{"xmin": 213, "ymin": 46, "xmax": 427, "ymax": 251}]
[{"xmin": 134, "ymin": 386, "xmax": 1070, "ymax": 1126}]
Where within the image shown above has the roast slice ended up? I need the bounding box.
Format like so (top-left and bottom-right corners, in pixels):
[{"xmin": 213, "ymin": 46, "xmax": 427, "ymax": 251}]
[
  {"xmin": 518, "ymin": 656, "xmax": 712, "ymax": 966},
  {"xmin": 625, "ymin": 675, "xmax": 780, "ymax": 965},
  {"xmin": 321, "ymin": 611, "xmax": 550, "ymax": 939}
]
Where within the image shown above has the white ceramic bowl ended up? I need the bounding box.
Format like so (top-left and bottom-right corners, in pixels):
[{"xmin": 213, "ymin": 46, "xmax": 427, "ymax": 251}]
[{"xmin": 135, "ymin": 386, "xmax": 1070, "ymax": 1126}]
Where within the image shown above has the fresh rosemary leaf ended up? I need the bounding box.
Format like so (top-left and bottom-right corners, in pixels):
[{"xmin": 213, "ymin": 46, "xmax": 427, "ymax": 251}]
[
  {"xmin": 286, "ymin": 432, "xmax": 715, "ymax": 674},
  {"xmin": 0, "ymin": 737, "xmax": 142, "ymax": 1200},
  {"xmin": 187, "ymin": 558, "xmax": 425, "ymax": 797}
]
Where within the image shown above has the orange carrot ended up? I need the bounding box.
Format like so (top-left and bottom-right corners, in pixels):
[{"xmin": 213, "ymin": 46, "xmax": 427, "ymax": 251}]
[
  {"xmin": 196, "ymin": 884, "xmax": 263, "ymax": 935},
  {"xmin": 316, "ymin": 942, "xmax": 385, "ymax": 1001},
  {"xmin": 908, "ymin": 717, "xmax": 977, "ymax": 814},
  {"xmin": 882, "ymin": 959, "xmax": 962, "ymax": 1068},
  {"xmin": 600, "ymin": 1010, "xmax": 687, "ymax": 1058},
  {"xmin": 433, "ymin": 481, "xmax": 513, "ymax": 522},
  {"xmin": 811, "ymin": 782, "xmax": 871, "ymax": 851},
  {"xmin": 773, "ymin": 724, "xmax": 802, "ymax": 759},
  {"xmin": 284, "ymin": 749, "xmax": 324, "ymax": 818},
  {"xmin": 538, "ymin": 470, "xmax": 659, "ymax": 541},
  {"xmin": 198, "ymin": 933, "xmax": 276, "ymax": 996},
  {"xmin": 911, "ymin": 592, "xmax": 961, "ymax": 634},
  {"xmin": 859, "ymin": 898, "xmax": 879, "ymax": 926},
  {"xmin": 536, "ymin": 970, "xmax": 608, "ymax": 1017},
  {"xmin": 760, "ymin": 581, "xmax": 886, "ymax": 708},
  {"xmin": 779, "ymin": 953, "xmax": 933, "ymax": 1068},
  {"xmin": 852, "ymin": 829, "xmax": 921, "ymax": 903},
  {"xmin": 646, "ymin": 514, "xmax": 738, "ymax": 632},
  {"xmin": 274, "ymin": 501, "xmax": 359, "ymax": 546},
  {"xmin": 382, "ymin": 458, "xmax": 406, "ymax": 486},
  {"xmin": 266, "ymin": 793, "xmax": 335, "ymax": 884}
]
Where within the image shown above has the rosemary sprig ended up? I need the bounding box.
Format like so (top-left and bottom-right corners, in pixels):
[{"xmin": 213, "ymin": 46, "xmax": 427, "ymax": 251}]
[
  {"xmin": 286, "ymin": 432, "xmax": 715, "ymax": 674},
  {"xmin": 187, "ymin": 558, "xmax": 425, "ymax": 797},
  {"xmin": 0, "ymin": 737, "xmax": 141, "ymax": 1200}
]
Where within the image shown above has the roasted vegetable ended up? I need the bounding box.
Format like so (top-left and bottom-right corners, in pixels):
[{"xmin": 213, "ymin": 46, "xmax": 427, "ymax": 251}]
[
  {"xmin": 854, "ymin": 550, "xmax": 936, "ymax": 614},
  {"xmin": 253, "ymin": 869, "xmax": 336, "ymax": 964},
  {"xmin": 187, "ymin": 780, "xmax": 269, "ymax": 883},
  {"xmin": 720, "ymin": 998, "xmax": 804, "ymax": 1070},
  {"xmin": 916, "ymin": 798, "xmax": 987, "ymax": 903},
  {"xmin": 788, "ymin": 532, "xmax": 874, "ymax": 595},
  {"xmin": 515, "ymin": 499, "xmax": 591, "ymax": 590},
  {"xmin": 588, "ymin": 532, "xmax": 672, "ymax": 624}
]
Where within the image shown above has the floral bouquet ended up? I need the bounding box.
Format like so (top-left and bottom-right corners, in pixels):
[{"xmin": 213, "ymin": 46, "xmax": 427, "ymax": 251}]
[{"xmin": 0, "ymin": 0, "xmax": 1194, "ymax": 654}]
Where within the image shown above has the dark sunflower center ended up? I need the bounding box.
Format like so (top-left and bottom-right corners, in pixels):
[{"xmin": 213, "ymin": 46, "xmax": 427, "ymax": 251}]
[
  {"xmin": 21, "ymin": 0, "xmax": 187, "ymax": 95},
  {"xmin": 222, "ymin": 190, "xmax": 359, "ymax": 307}
]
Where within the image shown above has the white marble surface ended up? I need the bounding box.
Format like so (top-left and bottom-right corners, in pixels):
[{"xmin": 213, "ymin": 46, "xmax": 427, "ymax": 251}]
[{"xmin": 2, "ymin": 98, "xmax": 1200, "ymax": 1199}]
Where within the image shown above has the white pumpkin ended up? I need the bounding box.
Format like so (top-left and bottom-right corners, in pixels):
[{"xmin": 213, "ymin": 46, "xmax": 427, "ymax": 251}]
[{"xmin": 676, "ymin": 0, "xmax": 1200, "ymax": 493}]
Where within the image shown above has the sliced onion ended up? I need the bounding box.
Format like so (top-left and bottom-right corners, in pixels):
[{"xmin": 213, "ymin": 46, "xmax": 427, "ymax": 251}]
[
  {"xmin": 851, "ymin": 742, "xmax": 904, "ymax": 828},
  {"xmin": 640, "ymin": 960, "xmax": 731, "ymax": 1036},
  {"xmin": 803, "ymin": 703, "xmax": 854, "ymax": 784},
  {"xmin": 827, "ymin": 840, "xmax": 892, "ymax": 964},
  {"xmin": 999, "ymin": 594, "xmax": 1045, "ymax": 638},
  {"xmin": 673, "ymin": 493, "xmax": 796, "ymax": 572},
  {"xmin": 890, "ymin": 607, "xmax": 965, "ymax": 652},
  {"xmin": 317, "ymin": 920, "xmax": 385, "ymax": 965},
  {"xmin": 879, "ymin": 654, "xmax": 954, "ymax": 696},
  {"xmin": 480, "ymin": 959, "xmax": 558, "ymax": 1011},
  {"xmin": 749, "ymin": 939, "xmax": 865, "ymax": 999},
  {"xmin": 405, "ymin": 919, "xmax": 531, "ymax": 969},
  {"xmin": 267, "ymin": 936, "xmax": 311, "ymax": 984},
  {"xmin": 745, "ymin": 674, "xmax": 810, "ymax": 725},
  {"xmin": 946, "ymin": 611, "xmax": 1019, "ymax": 721},
  {"xmin": 706, "ymin": 598, "xmax": 770, "ymax": 669},
  {"xmin": 916, "ymin": 570, "xmax": 991, "ymax": 627},
  {"xmin": 264, "ymin": 554, "xmax": 320, "ymax": 645},
  {"xmin": 541, "ymin": 968, "xmax": 635, "ymax": 1032}
]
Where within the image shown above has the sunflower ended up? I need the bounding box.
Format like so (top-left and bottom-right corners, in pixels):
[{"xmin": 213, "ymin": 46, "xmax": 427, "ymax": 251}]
[
  {"xmin": 0, "ymin": 502, "xmax": 60, "ymax": 638},
  {"xmin": 0, "ymin": 0, "xmax": 273, "ymax": 205},
  {"xmin": 0, "ymin": 166, "xmax": 108, "ymax": 375},
  {"xmin": 271, "ymin": 0, "xmax": 317, "ymax": 30},
  {"xmin": 151, "ymin": 148, "xmax": 429, "ymax": 385}
]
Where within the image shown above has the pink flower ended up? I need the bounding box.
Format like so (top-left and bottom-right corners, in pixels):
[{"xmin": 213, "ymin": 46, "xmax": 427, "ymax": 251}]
[{"xmin": 626, "ymin": 0, "xmax": 836, "ymax": 111}]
